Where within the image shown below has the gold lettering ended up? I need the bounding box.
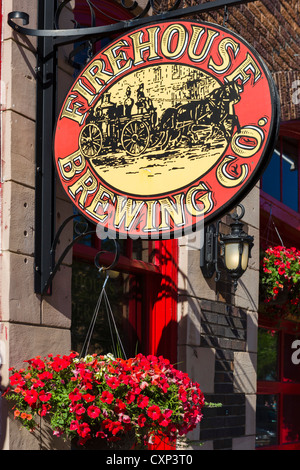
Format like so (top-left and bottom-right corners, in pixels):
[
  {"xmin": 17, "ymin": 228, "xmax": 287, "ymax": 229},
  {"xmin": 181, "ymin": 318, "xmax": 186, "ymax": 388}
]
[
  {"xmin": 60, "ymin": 94, "xmax": 86, "ymax": 125},
  {"xmin": 161, "ymin": 24, "xmax": 188, "ymax": 59},
  {"xmin": 102, "ymin": 40, "xmax": 132, "ymax": 76},
  {"xmin": 208, "ymin": 37, "xmax": 240, "ymax": 74},
  {"xmin": 72, "ymin": 79, "xmax": 98, "ymax": 107},
  {"xmin": 58, "ymin": 149, "xmax": 86, "ymax": 180},
  {"xmin": 159, "ymin": 194, "xmax": 185, "ymax": 230},
  {"xmin": 186, "ymin": 183, "xmax": 213, "ymax": 216},
  {"xmin": 81, "ymin": 59, "xmax": 113, "ymax": 94},
  {"xmin": 85, "ymin": 185, "xmax": 115, "ymax": 222},
  {"xmin": 68, "ymin": 168, "xmax": 98, "ymax": 208},
  {"xmin": 225, "ymin": 52, "xmax": 261, "ymax": 83},
  {"xmin": 216, "ymin": 156, "xmax": 249, "ymax": 187},
  {"xmin": 129, "ymin": 26, "xmax": 161, "ymax": 65},
  {"xmin": 188, "ymin": 26, "xmax": 219, "ymax": 62},
  {"xmin": 114, "ymin": 196, "xmax": 144, "ymax": 230},
  {"xmin": 231, "ymin": 126, "xmax": 264, "ymax": 157},
  {"xmin": 143, "ymin": 200, "xmax": 157, "ymax": 232}
]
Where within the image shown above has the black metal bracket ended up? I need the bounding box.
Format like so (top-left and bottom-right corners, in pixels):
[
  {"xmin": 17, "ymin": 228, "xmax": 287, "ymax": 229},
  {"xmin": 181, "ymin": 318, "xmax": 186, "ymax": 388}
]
[
  {"xmin": 7, "ymin": 0, "xmax": 257, "ymax": 295},
  {"xmin": 200, "ymin": 221, "xmax": 221, "ymax": 282},
  {"xmin": 42, "ymin": 214, "xmax": 120, "ymax": 296},
  {"xmin": 33, "ymin": 0, "xmax": 57, "ymax": 295},
  {"xmin": 8, "ymin": 0, "xmax": 254, "ymax": 46},
  {"xmin": 200, "ymin": 204, "xmax": 254, "ymax": 290}
]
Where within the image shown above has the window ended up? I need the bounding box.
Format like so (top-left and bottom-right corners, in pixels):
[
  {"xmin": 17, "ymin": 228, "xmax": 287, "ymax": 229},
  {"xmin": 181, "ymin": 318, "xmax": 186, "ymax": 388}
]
[
  {"xmin": 257, "ymin": 328, "xmax": 278, "ymax": 382},
  {"xmin": 261, "ymin": 136, "xmax": 300, "ymax": 213},
  {"xmin": 256, "ymin": 325, "xmax": 300, "ymax": 450},
  {"xmin": 256, "ymin": 394, "xmax": 278, "ymax": 448},
  {"xmin": 71, "ymin": 213, "xmax": 151, "ymax": 358},
  {"xmin": 71, "ymin": 257, "xmax": 143, "ymax": 357}
]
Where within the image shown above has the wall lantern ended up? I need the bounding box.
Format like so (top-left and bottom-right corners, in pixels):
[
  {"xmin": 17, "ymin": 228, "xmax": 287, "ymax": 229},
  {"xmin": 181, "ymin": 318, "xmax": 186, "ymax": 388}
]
[{"xmin": 200, "ymin": 204, "xmax": 254, "ymax": 290}]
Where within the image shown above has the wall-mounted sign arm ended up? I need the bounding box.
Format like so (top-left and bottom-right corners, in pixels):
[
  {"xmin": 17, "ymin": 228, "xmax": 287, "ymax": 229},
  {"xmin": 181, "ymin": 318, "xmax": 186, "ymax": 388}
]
[
  {"xmin": 8, "ymin": 0, "xmax": 256, "ymax": 46},
  {"xmin": 8, "ymin": 0, "xmax": 279, "ymax": 295}
]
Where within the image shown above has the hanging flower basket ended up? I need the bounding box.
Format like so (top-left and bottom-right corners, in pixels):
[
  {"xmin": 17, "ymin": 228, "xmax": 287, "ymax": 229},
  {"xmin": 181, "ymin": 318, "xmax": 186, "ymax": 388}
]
[
  {"xmin": 260, "ymin": 246, "xmax": 300, "ymax": 320},
  {"xmin": 4, "ymin": 352, "xmax": 205, "ymax": 449}
]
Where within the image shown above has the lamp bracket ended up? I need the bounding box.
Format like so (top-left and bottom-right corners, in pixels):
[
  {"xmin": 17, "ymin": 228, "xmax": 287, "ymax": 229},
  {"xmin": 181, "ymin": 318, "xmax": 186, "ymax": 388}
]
[
  {"xmin": 231, "ymin": 203, "xmax": 245, "ymax": 222},
  {"xmin": 200, "ymin": 222, "xmax": 221, "ymax": 282},
  {"xmin": 201, "ymin": 203, "xmax": 254, "ymax": 290}
]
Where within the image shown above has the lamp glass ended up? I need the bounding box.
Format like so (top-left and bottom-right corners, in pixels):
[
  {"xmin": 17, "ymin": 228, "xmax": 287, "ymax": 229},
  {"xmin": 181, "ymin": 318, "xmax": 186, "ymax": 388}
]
[
  {"xmin": 224, "ymin": 242, "xmax": 240, "ymax": 270},
  {"xmin": 241, "ymin": 243, "xmax": 249, "ymax": 271},
  {"xmin": 224, "ymin": 242, "xmax": 249, "ymax": 271}
]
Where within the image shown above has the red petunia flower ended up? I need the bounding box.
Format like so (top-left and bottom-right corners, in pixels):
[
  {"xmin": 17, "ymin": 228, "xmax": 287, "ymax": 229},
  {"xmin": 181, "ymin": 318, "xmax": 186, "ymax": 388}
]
[
  {"xmin": 110, "ymin": 421, "xmax": 124, "ymax": 435},
  {"xmin": 38, "ymin": 371, "xmax": 53, "ymax": 381},
  {"xmin": 77, "ymin": 422, "xmax": 91, "ymax": 438},
  {"xmin": 106, "ymin": 376, "xmax": 120, "ymax": 389},
  {"xmin": 70, "ymin": 420, "xmax": 79, "ymax": 431},
  {"xmin": 137, "ymin": 414, "xmax": 146, "ymax": 427},
  {"xmin": 101, "ymin": 390, "xmax": 114, "ymax": 404},
  {"xmin": 72, "ymin": 403, "xmax": 86, "ymax": 416},
  {"xmin": 115, "ymin": 399, "xmax": 126, "ymax": 411},
  {"xmin": 137, "ymin": 394, "xmax": 149, "ymax": 409},
  {"xmin": 125, "ymin": 391, "xmax": 136, "ymax": 404},
  {"xmin": 38, "ymin": 404, "xmax": 51, "ymax": 416},
  {"xmin": 39, "ymin": 390, "xmax": 52, "ymax": 402},
  {"xmin": 24, "ymin": 389, "xmax": 38, "ymax": 406},
  {"xmin": 10, "ymin": 373, "xmax": 25, "ymax": 387},
  {"xmin": 69, "ymin": 388, "xmax": 82, "ymax": 402},
  {"xmin": 82, "ymin": 393, "xmax": 95, "ymax": 403},
  {"xmin": 87, "ymin": 405, "xmax": 101, "ymax": 419},
  {"xmin": 147, "ymin": 405, "xmax": 161, "ymax": 420}
]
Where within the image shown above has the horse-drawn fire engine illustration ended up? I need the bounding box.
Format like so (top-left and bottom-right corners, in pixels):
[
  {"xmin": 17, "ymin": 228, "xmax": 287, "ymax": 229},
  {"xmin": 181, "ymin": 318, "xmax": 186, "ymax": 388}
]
[
  {"xmin": 79, "ymin": 84, "xmax": 159, "ymax": 158},
  {"xmin": 79, "ymin": 66, "xmax": 243, "ymax": 162}
]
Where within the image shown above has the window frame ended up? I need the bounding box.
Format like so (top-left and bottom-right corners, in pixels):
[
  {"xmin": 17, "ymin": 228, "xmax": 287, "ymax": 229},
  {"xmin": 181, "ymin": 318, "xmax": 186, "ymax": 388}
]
[
  {"xmin": 257, "ymin": 317, "xmax": 300, "ymax": 450},
  {"xmin": 261, "ymin": 132, "xmax": 300, "ymax": 213},
  {"xmin": 260, "ymin": 125, "xmax": 300, "ymax": 250}
]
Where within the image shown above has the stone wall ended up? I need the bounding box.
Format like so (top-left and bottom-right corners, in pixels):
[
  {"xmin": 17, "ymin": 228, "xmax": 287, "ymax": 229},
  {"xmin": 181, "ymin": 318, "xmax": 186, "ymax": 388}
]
[{"xmin": 0, "ymin": 0, "xmax": 74, "ymax": 450}]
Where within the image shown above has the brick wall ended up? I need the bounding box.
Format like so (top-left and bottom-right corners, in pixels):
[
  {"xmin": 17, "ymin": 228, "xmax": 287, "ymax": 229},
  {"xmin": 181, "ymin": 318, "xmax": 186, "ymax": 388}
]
[
  {"xmin": 199, "ymin": 301, "xmax": 248, "ymax": 449},
  {"xmin": 202, "ymin": 0, "xmax": 300, "ymax": 121}
]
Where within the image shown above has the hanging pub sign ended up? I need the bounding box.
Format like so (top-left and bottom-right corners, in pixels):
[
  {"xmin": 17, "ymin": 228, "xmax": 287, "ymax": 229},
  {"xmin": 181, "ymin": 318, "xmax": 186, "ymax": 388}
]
[{"xmin": 54, "ymin": 20, "xmax": 280, "ymax": 238}]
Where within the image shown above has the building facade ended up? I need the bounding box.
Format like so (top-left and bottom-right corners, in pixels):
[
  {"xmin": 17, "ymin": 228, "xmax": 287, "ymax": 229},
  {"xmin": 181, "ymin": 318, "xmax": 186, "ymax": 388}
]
[{"xmin": 0, "ymin": 0, "xmax": 299, "ymax": 451}]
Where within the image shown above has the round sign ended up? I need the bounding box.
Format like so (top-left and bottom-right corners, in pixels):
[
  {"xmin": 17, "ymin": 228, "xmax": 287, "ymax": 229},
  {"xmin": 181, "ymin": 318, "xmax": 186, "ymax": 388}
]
[{"xmin": 54, "ymin": 20, "xmax": 280, "ymax": 238}]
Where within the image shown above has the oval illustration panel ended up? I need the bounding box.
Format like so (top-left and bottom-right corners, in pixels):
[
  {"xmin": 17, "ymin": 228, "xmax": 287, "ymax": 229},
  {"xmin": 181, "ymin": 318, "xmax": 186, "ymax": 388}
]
[
  {"xmin": 81, "ymin": 64, "xmax": 231, "ymax": 196},
  {"xmin": 54, "ymin": 20, "xmax": 280, "ymax": 238}
]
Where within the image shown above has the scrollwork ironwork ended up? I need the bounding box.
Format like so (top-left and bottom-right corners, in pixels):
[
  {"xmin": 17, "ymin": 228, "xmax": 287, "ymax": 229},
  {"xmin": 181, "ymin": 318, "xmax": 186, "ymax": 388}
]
[{"xmin": 8, "ymin": 0, "xmax": 253, "ymax": 46}]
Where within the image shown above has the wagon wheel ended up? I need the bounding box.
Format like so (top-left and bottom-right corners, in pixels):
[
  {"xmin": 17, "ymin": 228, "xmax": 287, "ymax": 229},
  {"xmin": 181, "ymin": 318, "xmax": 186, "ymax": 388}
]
[
  {"xmin": 121, "ymin": 119, "xmax": 150, "ymax": 156},
  {"xmin": 79, "ymin": 123, "xmax": 103, "ymax": 158}
]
